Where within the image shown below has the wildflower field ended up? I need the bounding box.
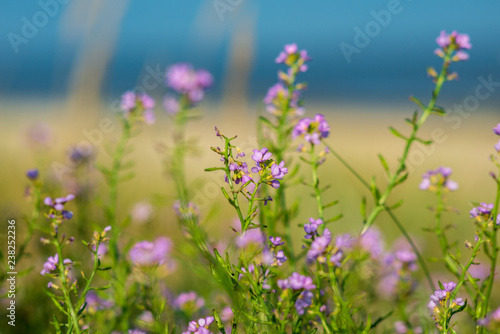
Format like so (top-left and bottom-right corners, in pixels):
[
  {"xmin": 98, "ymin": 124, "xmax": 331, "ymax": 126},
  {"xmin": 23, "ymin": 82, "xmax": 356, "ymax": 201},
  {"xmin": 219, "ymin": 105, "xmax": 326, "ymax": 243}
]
[{"xmin": 2, "ymin": 6, "xmax": 500, "ymax": 334}]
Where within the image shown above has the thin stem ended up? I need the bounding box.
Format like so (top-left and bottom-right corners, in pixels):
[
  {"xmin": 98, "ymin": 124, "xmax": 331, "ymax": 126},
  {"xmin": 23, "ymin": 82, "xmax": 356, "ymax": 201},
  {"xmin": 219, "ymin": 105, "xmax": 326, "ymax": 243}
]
[
  {"xmin": 55, "ymin": 240, "xmax": 81, "ymax": 334},
  {"xmin": 323, "ymin": 141, "xmax": 435, "ymax": 290},
  {"xmin": 361, "ymin": 48, "xmax": 454, "ymax": 234},
  {"xmin": 480, "ymin": 177, "xmax": 500, "ymax": 321},
  {"xmin": 310, "ymin": 144, "xmax": 324, "ymax": 220}
]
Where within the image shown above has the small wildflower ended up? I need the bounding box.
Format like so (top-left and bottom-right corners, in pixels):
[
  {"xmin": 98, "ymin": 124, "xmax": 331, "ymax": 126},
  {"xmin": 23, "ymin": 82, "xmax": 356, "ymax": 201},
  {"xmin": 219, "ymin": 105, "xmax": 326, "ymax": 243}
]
[
  {"xmin": 129, "ymin": 237, "xmax": 173, "ymax": 267},
  {"xmin": 26, "ymin": 169, "xmax": 39, "ymax": 180},
  {"xmin": 41, "ymin": 254, "xmax": 59, "ymax": 275},
  {"xmin": 174, "ymin": 291, "xmax": 205, "ymax": 313},
  {"xmin": 293, "ymin": 114, "xmax": 330, "ymax": 145},
  {"xmin": 269, "ymin": 236, "xmax": 285, "ymax": 246},
  {"xmin": 419, "ymin": 167, "xmax": 458, "ymax": 192},
  {"xmin": 295, "ymin": 290, "xmax": 313, "ymax": 315},
  {"xmin": 304, "ymin": 218, "xmax": 324, "ymax": 239},
  {"xmin": 493, "ymin": 123, "xmax": 500, "ymax": 136},
  {"xmin": 120, "ymin": 91, "xmax": 156, "ymax": 124},
  {"xmin": 278, "ymin": 272, "xmax": 316, "ymax": 291}
]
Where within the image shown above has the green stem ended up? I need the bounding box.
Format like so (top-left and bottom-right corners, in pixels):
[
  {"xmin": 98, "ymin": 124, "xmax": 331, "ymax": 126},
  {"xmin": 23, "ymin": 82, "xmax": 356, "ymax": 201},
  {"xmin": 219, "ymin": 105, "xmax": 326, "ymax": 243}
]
[
  {"xmin": 479, "ymin": 177, "xmax": 500, "ymax": 321},
  {"xmin": 361, "ymin": 48, "xmax": 454, "ymax": 235},
  {"xmin": 310, "ymin": 144, "xmax": 324, "ymax": 220},
  {"xmin": 108, "ymin": 118, "xmax": 131, "ymax": 264},
  {"xmin": 323, "ymin": 141, "xmax": 435, "ymax": 290},
  {"xmin": 55, "ymin": 240, "xmax": 81, "ymax": 334}
]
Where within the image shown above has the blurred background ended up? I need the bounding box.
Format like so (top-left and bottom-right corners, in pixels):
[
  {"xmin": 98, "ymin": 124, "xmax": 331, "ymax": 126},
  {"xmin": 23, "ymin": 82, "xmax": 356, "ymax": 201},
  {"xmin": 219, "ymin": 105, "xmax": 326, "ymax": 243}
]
[{"xmin": 1, "ymin": 0, "xmax": 500, "ymax": 331}]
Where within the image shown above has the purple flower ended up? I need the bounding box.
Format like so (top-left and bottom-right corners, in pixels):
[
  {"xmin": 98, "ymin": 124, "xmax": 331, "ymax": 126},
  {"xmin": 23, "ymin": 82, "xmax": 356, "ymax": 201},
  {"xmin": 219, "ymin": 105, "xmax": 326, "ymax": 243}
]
[
  {"xmin": 26, "ymin": 169, "xmax": 39, "ymax": 180},
  {"xmin": 129, "ymin": 237, "xmax": 172, "ymax": 267},
  {"xmin": 278, "ymin": 272, "xmax": 316, "ymax": 291},
  {"xmin": 470, "ymin": 203, "xmax": 494, "ymax": 219},
  {"xmin": 275, "ymin": 44, "xmax": 310, "ymax": 72},
  {"xmin": 495, "ymin": 140, "xmax": 500, "ymax": 153},
  {"xmin": 165, "ymin": 63, "xmax": 212, "ymax": 105},
  {"xmin": 394, "ymin": 321, "xmax": 408, "ymax": 334},
  {"xmin": 251, "ymin": 148, "xmax": 272, "ymax": 163},
  {"xmin": 360, "ymin": 227, "xmax": 384, "ymax": 258},
  {"xmin": 183, "ymin": 316, "xmax": 214, "ymax": 334},
  {"xmin": 174, "ymin": 291, "xmax": 205, "ymax": 312},
  {"xmin": 41, "ymin": 254, "xmax": 59, "ymax": 275},
  {"xmin": 293, "ymin": 114, "xmax": 330, "ymax": 145},
  {"xmin": 85, "ymin": 291, "xmax": 113, "ymax": 311},
  {"xmin": 304, "ymin": 218, "xmax": 324, "ymax": 239},
  {"xmin": 330, "ymin": 251, "xmax": 343, "ymax": 267},
  {"xmin": 131, "ymin": 201, "xmax": 153, "ymax": 224},
  {"xmin": 494, "ymin": 123, "xmax": 500, "ymax": 136},
  {"xmin": 120, "ymin": 91, "xmax": 155, "ymax": 124},
  {"xmin": 455, "ymin": 32, "xmax": 471, "ymax": 50},
  {"xmin": 236, "ymin": 228, "xmax": 264, "ymax": 248},
  {"xmin": 453, "ymin": 298, "xmax": 465, "ymax": 306},
  {"xmin": 129, "ymin": 330, "xmax": 146, "ymax": 334},
  {"xmin": 163, "ymin": 96, "xmax": 180, "ymax": 114},
  {"xmin": 295, "ymin": 290, "xmax": 313, "ymax": 315},
  {"xmin": 270, "ymin": 236, "xmax": 285, "ymax": 246},
  {"xmin": 419, "ymin": 167, "xmax": 458, "ymax": 191},
  {"xmin": 271, "ymin": 161, "xmax": 288, "ymax": 179},
  {"xmin": 335, "ymin": 233, "xmax": 355, "ymax": 249},
  {"xmin": 307, "ymin": 228, "xmax": 331, "ymax": 263},
  {"xmin": 173, "ymin": 201, "xmax": 200, "ymax": 220},
  {"xmin": 436, "ymin": 30, "xmax": 450, "ymax": 48},
  {"xmin": 443, "ymin": 281, "xmax": 457, "ymax": 292}
]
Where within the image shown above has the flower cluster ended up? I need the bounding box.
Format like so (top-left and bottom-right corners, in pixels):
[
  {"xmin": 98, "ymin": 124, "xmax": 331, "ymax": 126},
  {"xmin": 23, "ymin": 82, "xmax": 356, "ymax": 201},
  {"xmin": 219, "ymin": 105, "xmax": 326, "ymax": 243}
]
[
  {"xmin": 278, "ymin": 272, "xmax": 316, "ymax": 315},
  {"xmin": 44, "ymin": 194, "xmax": 75, "ymax": 220},
  {"xmin": 164, "ymin": 63, "xmax": 213, "ymax": 113},
  {"xmin": 435, "ymin": 30, "xmax": 472, "ymax": 61},
  {"xmin": 263, "ymin": 43, "xmax": 310, "ymax": 117},
  {"xmin": 120, "ymin": 91, "xmax": 156, "ymax": 124},
  {"xmin": 174, "ymin": 201, "xmax": 200, "ymax": 221},
  {"xmin": 306, "ymin": 228, "xmax": 331, "ymax": 263},
  {"xmin": 129, "ymin": 237, "xmax": 174, "ymax": 268},
  {"xmin": 330, "ymin": 233, "xmax": 355, "ymax": 267},
  {"xmin": 304, "ymin": 218, "xmax": 324, "ymax": 239},
  {"xmin": 182, "ymin": 316, "xmax": 214, "ymax": 334},
  {"xmin": 251, "ymin": 148, "xmax": 289, "ymax": 189},
  {"xmin": 419, "ymin": 167, "xmax": 458, "ymax": 192},
  {"xmin": 267, "ymin": 236, "xmax": 287, "ymax": 266},
  {"xmin": 428, "ymin": 281, "xmax": 465, "ymax": 330},
  {"xmin": 174, "ymin": 291, "xmax": 205, "ymax": 314},
  {"xmin": 293, "ymin": 114, "xmax": 330, "ymax": 145},
  {"xmin": 470, "ymin": 202, "xmax": 500, "ymax": 225}
]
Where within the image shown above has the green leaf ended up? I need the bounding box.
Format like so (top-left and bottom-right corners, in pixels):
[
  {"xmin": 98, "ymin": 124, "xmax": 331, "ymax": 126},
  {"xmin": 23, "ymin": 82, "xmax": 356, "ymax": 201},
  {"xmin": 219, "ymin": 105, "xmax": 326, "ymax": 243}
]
[
  {"xmin": 431, "ymin": 106, "xmax": 446, "ymax": 116},
  {"xmin": 409, "ymin": 96, "xmax": 426, "ymax": 110},
  {"xmin": 388, "ymin": 127, "xmax": 407, "ymax": 140},
  {"xmin": 323, "ymin": 200, "xmax": 339, "ymax": 209},
  {"xmin": 370, "ymin": 176, "xmax": 380, "ymax": 201},
  {"xmin": 258, "ymin": 116, "xmax": 276, "ymax": 130},
  {"xmin": 212, "ymin": 309, "xmax": 227, "ymax": 334},
  {"xmin": 360, "ymin": 196, "xmax": 367, "ymax": 221},
  {"xmin": 204, "ymin": 167, "xmax": 224, "ymax": 172},
  {"xmin": 377, "ymin": 154, "xmax": 390, "ymax": 173},
  {"xmin": 415, "ymin": 137, "xmax": 433, "ymax": 145}
]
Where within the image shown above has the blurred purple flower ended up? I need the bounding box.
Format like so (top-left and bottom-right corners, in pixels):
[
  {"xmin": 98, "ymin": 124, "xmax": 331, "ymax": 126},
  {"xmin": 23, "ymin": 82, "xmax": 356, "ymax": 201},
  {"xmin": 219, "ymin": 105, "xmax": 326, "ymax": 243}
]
[
  {"xmin": 174, "ymin": 291, "xmax": 205, "ymax": 312},
  {"xmin": 307, "ymin": 228, "xmax": 331, "ymax": 263},
  {"xmin": 163, "ymin": 96, "xmax": 180, "ymax": 114},
  {"xmin": 236, "ymin": 228, "xmax": 264, "ymax": 248},
  {"xmin": 85, "ymin": 291, "xmax": 113, "ymax": 311},
  {"xmin": 131, "ymin": 201, "xmax": 153, "ymax": 224},
  {"xmin": 26, "ymin": 169, "xmax": 39, "ymax": 180},
  {"xmin": 183, "ymin": 316, "xmax": 214, "ymax": 334},
  {"xmin": 278, "ymin": 272, "xmax": 316, "ymax": 291},
  {"xmin": 166, "ymin": 63, "xmax": 212, "ymax": 105},
  {"xmin": 129, "ymin": 237, "xmax": 172, "ymax": 267},
  {"xmin": 360, "ymin": 227, "xmax": 384, "ymax": 258},
  {"xmin": 419, "ymin": 167, "xmax": 458, "ymax": 191},
  {"xmin": 493, "ymin": 123, "xmax": 500, "ymax": 136},
  {"xmin": 295, "ymin": 290, "xmax": 313, "ymax": 315},
  {"xmin": 470, "ymin": 203, "xmax": 494, "ymax": 219},
  {"xmin": 304, "ymin": 218, "xmax": 323, "ymax": 239}
]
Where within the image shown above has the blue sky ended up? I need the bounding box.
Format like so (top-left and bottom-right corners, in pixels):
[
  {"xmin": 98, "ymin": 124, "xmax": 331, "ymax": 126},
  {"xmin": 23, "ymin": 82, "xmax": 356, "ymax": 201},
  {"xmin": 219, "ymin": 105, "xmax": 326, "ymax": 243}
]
[{"xmin": 1, "ymin": 0, "xmax": 499, "ymax": 106}]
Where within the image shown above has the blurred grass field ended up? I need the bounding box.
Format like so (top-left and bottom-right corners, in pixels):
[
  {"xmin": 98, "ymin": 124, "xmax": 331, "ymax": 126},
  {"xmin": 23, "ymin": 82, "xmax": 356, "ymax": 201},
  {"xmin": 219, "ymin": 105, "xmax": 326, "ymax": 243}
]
[{"xmin": 0, "ymin": 100, "xmax": 499, "ymax": 331}]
